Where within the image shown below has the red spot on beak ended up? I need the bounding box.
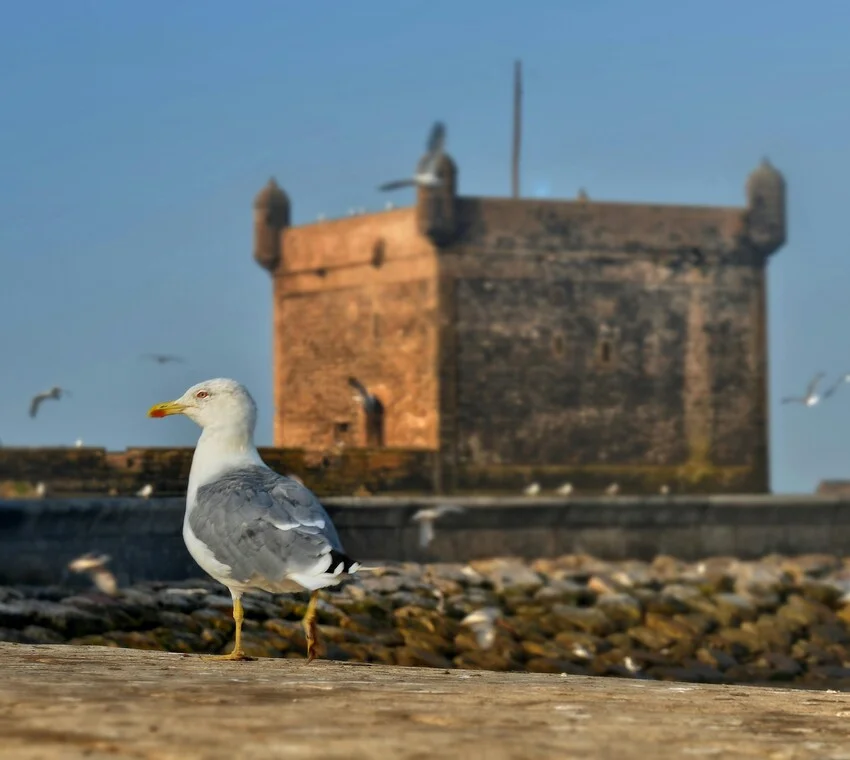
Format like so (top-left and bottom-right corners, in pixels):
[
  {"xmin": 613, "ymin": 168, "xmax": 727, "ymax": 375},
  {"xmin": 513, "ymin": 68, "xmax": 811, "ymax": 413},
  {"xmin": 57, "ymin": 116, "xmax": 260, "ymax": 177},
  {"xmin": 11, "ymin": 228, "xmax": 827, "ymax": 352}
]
[{"xmin": 149, "ymin": 409, "xmax": 166, "ymax": 418}]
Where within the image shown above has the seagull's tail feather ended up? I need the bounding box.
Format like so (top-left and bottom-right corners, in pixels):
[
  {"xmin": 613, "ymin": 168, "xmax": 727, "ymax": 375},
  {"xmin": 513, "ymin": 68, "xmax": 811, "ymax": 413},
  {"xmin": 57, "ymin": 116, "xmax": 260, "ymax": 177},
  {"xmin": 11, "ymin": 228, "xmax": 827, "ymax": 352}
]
[
  {"xmin": 328, "ymin": 549, "xmax": 362, "ymax": 576},
  {"xmin": 378, "ymin": 179, "xmax": 416, "ymax": 192}
]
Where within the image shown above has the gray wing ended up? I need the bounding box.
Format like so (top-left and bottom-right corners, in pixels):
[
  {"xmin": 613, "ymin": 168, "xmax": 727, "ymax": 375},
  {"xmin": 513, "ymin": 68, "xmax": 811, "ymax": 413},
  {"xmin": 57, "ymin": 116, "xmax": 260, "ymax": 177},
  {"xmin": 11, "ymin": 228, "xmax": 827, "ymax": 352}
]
[
  {"xmin": 29, "ymin": 393, "xmax": 46, "ymax": 418},
  {"xmin": 378, "ymin": 178, "xmax": 416, "ymax": 191},
  {"xmin": 806, "ymin": 372, "xmax": 826, "ymax": 397},
  {"xmin": 426, "ymin": 121, "xmax": 446, "ymax": 155},
  {"xmin": 190, "ymin": 466, "xmax": 347, "ymax": 585}
]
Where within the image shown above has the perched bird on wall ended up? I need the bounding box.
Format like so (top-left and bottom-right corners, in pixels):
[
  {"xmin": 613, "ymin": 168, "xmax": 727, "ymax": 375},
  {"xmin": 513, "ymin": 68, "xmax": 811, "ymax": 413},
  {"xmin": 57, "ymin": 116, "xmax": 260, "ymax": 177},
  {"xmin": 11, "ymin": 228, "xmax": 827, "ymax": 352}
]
[
  {"xmin": 74, "ymin": 438, "xmax": 84, "ymax": 448},
  {"xmin": 378, "ymin": 121, "xmax": 446, "ymax": 192},
  {"xmin": 142, "ymin": 353, "xmax": 184, "ymax": 365},
  {"xmin": 148, "ymin": 378, "xmax": 362, "ymax": 662},
  {"xmin": 555, "ymin": 482, "xmax": 573, "ymax": 496},
  {"xmin": 68, "ymin": 553, "xmax": 119, "ymax": 596},
  {"xmin": 460, "ymin": 607, "xmax": 515, "ymax": 650},
  {"xmin": 136, "ymin": 483, "xmax": 154, "ymax": 498},
  {"xmin": 411, "ymin": 504, "xmax": 465, "ymax": 548},
  {"xmin": 605, "ymin": 483, "xmax": 620, "ymax": 496},
  {"xmin": 822, "ymin": 373, "xmax": 850, "ymax": 400},
  {"xmin": 523, "ymin": 482, "xmax": 541, "ymax": 496},
  {"xmin": 29, "ymin": 386, "xmax": 69, "ymax": 418},
  {"xmin": 781, "ymin": 372, "xmax": 826, "ymax": 406},
  {"xmin": 34, "ymin": 482, "xmax": 47, "ymax": 498},
  {"xmin": 659, "ymin": 484, "xmax": 671, "ymax": 495}
]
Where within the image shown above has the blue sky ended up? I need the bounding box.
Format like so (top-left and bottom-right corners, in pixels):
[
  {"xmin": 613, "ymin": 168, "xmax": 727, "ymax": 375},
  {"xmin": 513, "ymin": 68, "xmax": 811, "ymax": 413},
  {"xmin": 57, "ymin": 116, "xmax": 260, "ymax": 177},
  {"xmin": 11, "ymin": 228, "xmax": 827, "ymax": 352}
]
[{"xmin": 1, "ymin": 0, "xmax": 848, "ymax": 493}]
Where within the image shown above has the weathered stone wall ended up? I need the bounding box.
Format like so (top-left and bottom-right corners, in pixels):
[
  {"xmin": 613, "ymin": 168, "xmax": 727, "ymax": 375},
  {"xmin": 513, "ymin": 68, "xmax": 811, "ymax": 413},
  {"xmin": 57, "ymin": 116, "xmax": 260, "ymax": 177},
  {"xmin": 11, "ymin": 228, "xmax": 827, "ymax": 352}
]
[
  {"xmin": 0, "ymin": 447, "xmax": 435, "ymax": 497},
  {"xmin": 437, "ymin": 196, "xmax": 772, "ymax": 493},
  {"xmin": 272, "ymin": 209, "xmax": 440, "ymax": 451},
  {"xmin": 1, "ymin": 494, "xmax": 847, "ymax": 586}
]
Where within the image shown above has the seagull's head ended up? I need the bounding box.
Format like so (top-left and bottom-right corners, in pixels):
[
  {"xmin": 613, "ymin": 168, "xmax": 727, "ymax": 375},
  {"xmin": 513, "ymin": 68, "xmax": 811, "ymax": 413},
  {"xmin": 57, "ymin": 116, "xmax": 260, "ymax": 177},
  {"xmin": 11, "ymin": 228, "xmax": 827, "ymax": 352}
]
[{"xmin": 147, "ymin": 378, "xmax": 258, "ymax": 433}]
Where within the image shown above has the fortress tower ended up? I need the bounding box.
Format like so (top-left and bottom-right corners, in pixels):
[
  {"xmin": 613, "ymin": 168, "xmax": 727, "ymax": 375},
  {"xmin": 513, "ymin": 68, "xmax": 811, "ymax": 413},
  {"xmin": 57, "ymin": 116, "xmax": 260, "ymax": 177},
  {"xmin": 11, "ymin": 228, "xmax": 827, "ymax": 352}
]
[{"xmin": 253, "ymin": 154, "xmax": 786, "ymax": 494}]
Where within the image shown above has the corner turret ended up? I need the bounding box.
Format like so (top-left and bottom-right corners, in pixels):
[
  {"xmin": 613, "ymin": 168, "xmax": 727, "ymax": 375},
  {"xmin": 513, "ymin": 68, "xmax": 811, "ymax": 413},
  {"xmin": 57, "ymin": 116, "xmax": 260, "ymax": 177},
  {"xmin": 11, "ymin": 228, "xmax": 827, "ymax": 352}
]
[
  {"xmin": 744, "ymin": 158, "xmax": 786, "ymax": 254},
  {"xmin": 253, "ymin": 178, "xmax": 291, "ymax": 273},
  {"xmin": 416, "ymin": 154, "xmax": 458, "ymax": 247}
]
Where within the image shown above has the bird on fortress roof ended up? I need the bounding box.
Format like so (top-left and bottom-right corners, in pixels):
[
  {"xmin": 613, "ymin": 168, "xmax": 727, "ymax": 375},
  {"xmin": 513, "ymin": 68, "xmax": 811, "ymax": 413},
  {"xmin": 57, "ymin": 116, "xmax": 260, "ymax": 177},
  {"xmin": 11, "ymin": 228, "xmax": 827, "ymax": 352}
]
[
  {"xmin": 29, "ymin": 386, "xmax": 69, "ymax": 419},
  {"xmin": 377, "ymin": 120, "xmax": 446, "ymax": 192},
  {"xmin": 148, "ymin": 378, "xmax": 362, "ymax": 662},
  {"xmin": 347, "ymin": 376, "xmax": 382, "ymax": 416},
  {"xmin": 781, "ymin": 372, "xmax": 826, "ymax": 407}
]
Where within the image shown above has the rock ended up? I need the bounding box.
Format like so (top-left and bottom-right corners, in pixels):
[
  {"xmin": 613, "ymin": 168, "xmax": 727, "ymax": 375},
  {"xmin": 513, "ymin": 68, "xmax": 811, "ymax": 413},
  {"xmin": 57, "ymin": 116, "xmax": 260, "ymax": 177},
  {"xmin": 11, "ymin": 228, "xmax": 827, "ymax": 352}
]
[
  {"xmin": 628, "ymin": 626, "xmax": 673, "ymax": 651},
  {"xmin": 525, "ymin": 657, "xmax": 589, "ymax": 675},
  {"xmin": 776, "ymin": 595, "xmax": 833, "ymax": 632},
  {"xmin": 0, "ymin": 600, "xmax": 108, "ymax": 637},
  {"xmin": 595, "ymin": 594, "xmax": 643, "ymax": 629},
  {"xmin": 705, "ymin": 627, "xmax": 765, "ymax": 660},
  {"xmin": 643, "ymin": 613, "xmax": 695, "ymax": 642},
  {"xmin": 782, "ymin": 554, "xmax": 842, "ymax": 581},
  {"xmin": 695, "ymin": 647, "xmax": 737, "ymax": 671},
  {"xmin": 756, "ymin": 652, "xmax": 803, "ymax": 681},
  {"xmin": 533, "ymin": 579, "xmax": 594, "ymax": 605},
  {"xmin": 20, "ymin": 625, "xmax": 65, "ymax": 644},
  {"xmin": 799, "ymin": 579, "xmax": 844, "ymax": 608},
  {"xmin": 468, "ymin": 558, "xmax": 544, "ymax": 596},
  {"xmin": 649, "ymin": 663, "xmax": 724, "ymax": 684},
  {"xmin": 550, "ymin": 605, "xmax": 614, "ymax": 636}
]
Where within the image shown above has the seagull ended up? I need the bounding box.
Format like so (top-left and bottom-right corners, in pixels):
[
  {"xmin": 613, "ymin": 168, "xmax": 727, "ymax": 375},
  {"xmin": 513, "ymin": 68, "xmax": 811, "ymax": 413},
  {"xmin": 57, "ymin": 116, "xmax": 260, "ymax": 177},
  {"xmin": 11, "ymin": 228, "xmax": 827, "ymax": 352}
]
[
  {"xmin": 136, "ymin": 483, "xmax": 154, "ymax": 499},
  {"xmin": 605, "ymin": 483, "xmax": 620, "ymax": 496},
  {"xmin": 781, "ymin": 372, "xmax": 826, "ymax": 406},
  {"xmin": 659, "ymin": 484, "xmax": 671, "ymax": 495},
  {"xmin": 555, "ymin": 482, "xmax": 573, "ymax": 496},
  {"xmin": 378, "ymin": 121, "xmax": 446, "ymax": 192},
  {"xmin": 523, "ymin": 482, "xmax": 541, "ymax": 496},
  {"xmin": 348, "ymin": 377, "xmax": 382, "ymax": 415},
  {"xmin": 148, "ymin": 378, "xmax": 362, "ymax": 662},
  {"xmin": 68, "ymin": 553, "xmax": 118, "ymax": 596},
  {"xmin": 74, "ymin": 439, "xmax": 84, "ymax": 448},
  {"xmin": 29, "ymin": 386, "xmax": 69, "ymax": 418},
  {"xmin": 34, "ymin": 482, "xmax": 47, "ymax": 498},
  {"xmin": 411, "ymin": 504, "xmax": 465, "ymax": 548},
  {"xmin": 460, "ymin": 607, "xmax": 515, "ymax": 650},
  {"xmin": 143, "ymin": 354, "xmax": 184, "ymax": 365},
  {"xmin": 822, "ymin": 373, "xmax": 850, "ymax": 400}
]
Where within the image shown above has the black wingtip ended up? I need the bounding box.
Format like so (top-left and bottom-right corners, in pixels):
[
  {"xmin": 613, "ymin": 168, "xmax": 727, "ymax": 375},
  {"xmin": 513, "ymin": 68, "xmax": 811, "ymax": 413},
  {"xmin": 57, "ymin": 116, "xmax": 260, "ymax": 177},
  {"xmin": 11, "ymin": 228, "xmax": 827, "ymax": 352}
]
[{"xmin": 329, "ymin": 549, "xmax": 360, "ymax": 575}]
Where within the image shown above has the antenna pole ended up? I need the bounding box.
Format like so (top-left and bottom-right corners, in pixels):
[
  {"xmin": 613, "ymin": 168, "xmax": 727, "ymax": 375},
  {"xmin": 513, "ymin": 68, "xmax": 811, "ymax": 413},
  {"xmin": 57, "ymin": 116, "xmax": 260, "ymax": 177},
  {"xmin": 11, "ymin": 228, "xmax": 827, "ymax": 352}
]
[{"xmin": 511, "ymin": 59, "xmax": 522, "ymax": 198}]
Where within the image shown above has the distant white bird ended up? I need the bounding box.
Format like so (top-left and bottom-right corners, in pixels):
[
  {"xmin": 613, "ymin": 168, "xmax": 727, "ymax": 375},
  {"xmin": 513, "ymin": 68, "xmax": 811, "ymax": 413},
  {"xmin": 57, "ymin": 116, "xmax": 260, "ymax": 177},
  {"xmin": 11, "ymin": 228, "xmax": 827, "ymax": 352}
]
[
  {"xmin": 555, "ymin": 482, "xmax": 573, "ymax": 496},
  {"xmin": 782, "ymin": 372, "xmax": 826, "ymax": 406},
  {"xmin": 378, "ymin": 121, "xmax": 446, "ymax": 192},
  {"xmin": 411, "ymin": 504, "xmax": 465, "ymax": 548},
  {"xmin": 659, "ymin": 484, "xmax": 670, "ymax": 495},
  {"xmin": 136, "ymin": 483, "xmax": 154, "ymax": 499},
  {"xmin": 142, "ymin": 354, "xmax": 184, "ymax": 365},
  {"xmin": 385, "ymin": 201, "xmax": 395, "ymax": 210},
  {"xmin": 34, "ymin": 482, "xmax": 47, "ymax": 498},
  {"xmin": 460, "ymin": 607, "xmax": 514, "ymax": 650},
  {"xmin": 822, "ymin": 373, "xmax": 850, "ymax": 400},
  {"xmin": 68, "ymin": 553, "xmax": 118, "ymax": 596},
  {"xmin": 605, "ymin": 483, "xmax": 620, "ymax": 496},
  {"xmin": 523, "ymin": 482, "xmax": 541, "ymax": 496},
  {"xmin": 623, "ymin": 655, "xmax": 641, "ymax": 674},
  {"xmin": 74, "ymin": 438, "xmax": 84, "ymax": 448},
  {"xmin": 29, "ymin": 386, "xmax": 70, "ymax": 418}
]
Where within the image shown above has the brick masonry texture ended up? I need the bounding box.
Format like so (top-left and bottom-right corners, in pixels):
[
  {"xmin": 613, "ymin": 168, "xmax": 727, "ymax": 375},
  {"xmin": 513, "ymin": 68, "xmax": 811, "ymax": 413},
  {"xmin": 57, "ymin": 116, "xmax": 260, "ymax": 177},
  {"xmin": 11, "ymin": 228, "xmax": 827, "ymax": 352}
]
[{"xmin": 253, "ymin": 153, "xmax": 786, "ymax": 494}]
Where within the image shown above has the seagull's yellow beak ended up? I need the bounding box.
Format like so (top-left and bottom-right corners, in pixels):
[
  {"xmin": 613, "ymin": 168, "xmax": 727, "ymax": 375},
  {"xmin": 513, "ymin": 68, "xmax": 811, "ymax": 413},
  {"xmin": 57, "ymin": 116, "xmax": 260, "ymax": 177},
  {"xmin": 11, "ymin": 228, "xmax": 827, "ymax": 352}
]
[{"xmin": 147, "ymin": 400, "xmax": 187, "ymax": 418}]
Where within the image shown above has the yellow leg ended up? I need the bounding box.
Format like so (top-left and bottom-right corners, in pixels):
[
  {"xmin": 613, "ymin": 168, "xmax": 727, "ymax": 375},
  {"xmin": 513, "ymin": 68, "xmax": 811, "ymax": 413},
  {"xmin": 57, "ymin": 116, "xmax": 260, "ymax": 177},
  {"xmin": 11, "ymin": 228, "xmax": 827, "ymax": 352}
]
[
  {"xmin": 303, "ymin": 590, "xmax": 321, "ymax": 663},
  {"xmin": 201, "ymin": 596, "xmax": 255, "ymax": 661}
]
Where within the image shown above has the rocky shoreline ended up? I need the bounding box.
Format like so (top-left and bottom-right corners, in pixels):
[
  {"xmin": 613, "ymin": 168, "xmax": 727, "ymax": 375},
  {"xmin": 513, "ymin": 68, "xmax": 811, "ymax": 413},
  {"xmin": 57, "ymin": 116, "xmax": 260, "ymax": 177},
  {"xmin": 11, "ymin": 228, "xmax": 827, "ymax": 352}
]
[{"xmin": 4, "ymin": 553, "xmax": 850, "ymax": 687}]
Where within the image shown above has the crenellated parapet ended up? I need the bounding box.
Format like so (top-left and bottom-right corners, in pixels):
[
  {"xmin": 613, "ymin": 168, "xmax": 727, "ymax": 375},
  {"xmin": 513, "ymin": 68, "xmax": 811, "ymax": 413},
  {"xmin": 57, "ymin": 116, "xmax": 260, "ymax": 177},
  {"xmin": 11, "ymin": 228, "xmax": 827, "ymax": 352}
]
[{"xmin": 743, "ymin": 158, "xmax": 786, "ymax": 254}]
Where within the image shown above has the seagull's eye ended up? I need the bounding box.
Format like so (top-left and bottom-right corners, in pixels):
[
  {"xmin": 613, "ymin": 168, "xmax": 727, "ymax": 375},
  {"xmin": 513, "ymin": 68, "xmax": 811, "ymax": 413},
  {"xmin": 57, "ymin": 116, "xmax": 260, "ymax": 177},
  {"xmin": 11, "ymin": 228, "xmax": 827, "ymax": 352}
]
[{"xmin": 195, "ymin": 390, "xmax": 209, "ymax": 399}]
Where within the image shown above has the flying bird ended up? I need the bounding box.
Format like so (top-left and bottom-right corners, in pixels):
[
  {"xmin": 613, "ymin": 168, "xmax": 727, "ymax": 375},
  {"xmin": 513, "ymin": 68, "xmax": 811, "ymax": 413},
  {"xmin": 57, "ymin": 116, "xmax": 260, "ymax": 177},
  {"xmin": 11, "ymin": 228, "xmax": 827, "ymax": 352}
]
[
  {"xmin": 378, "ymin": 121, "xmax": 446, "ymax": 192},
  {"xmin": 148, "ymin": 378, "xmax": 362, "ymax": 662},
  {"xmin": 411, "ymin": 504, "xmax": 465, "ymax": 548},
  {"xmin": 29, "ymin": 386, "xmax": 69, "ymax": 418},
  {"xmin": 781, "ymin": 372, "xmax": 826, "ymax": 406},
  {"xmin": 348, "ymin": 377, "xmax": 382, "ymax": 415},
  {"xmin": 460, "ymin": 607, "xmax": 515, "ymax": 650},
  {"xmin": 68, "ymin": 553, "xmax": 118, "ymax": 596},
  {"xmin": 822, "ymin": 373, "xmax": 850, "ymax": 400},
  {"xmin": 143, "ymin": 353, "xmax": 184, "ymax": 365}
]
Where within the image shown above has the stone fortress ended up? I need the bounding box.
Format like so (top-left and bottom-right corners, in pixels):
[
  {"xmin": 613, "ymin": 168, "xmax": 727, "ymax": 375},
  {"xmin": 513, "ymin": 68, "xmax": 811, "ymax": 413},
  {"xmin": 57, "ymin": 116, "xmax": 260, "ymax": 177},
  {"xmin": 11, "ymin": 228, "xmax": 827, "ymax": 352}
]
[{"xmin": 253, "ymin": 148, "xmax": 786, "ymax": 495}]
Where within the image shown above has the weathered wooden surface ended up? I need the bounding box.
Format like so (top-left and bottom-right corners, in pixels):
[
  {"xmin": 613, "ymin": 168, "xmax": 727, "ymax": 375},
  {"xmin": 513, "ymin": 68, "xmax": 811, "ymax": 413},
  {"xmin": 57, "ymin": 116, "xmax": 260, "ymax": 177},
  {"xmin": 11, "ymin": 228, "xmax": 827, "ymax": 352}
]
[{"xmin": 1, "ymin": 645, "xmax": 850, "ymax": 759}]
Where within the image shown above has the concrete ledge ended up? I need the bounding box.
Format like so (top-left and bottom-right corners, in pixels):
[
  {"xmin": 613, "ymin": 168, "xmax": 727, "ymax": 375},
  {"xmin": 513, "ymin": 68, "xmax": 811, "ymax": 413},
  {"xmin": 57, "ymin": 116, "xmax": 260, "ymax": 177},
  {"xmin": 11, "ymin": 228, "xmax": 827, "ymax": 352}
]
[
  {"xmin": 1, "ymin": 495, "xmax": 849, "ymax": 585},
  {"xmin": 2, "ymin": 643, "xmax": 850, "ymax": 759}
]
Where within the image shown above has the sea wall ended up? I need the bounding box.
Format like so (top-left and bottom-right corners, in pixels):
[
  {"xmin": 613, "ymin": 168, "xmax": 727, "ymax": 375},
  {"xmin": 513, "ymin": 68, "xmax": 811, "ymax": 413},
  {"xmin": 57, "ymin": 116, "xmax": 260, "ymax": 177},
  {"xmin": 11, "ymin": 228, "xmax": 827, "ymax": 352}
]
[{"xmin": 0, "ymin": 494, "xmax": 846, "ymax": 585}]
